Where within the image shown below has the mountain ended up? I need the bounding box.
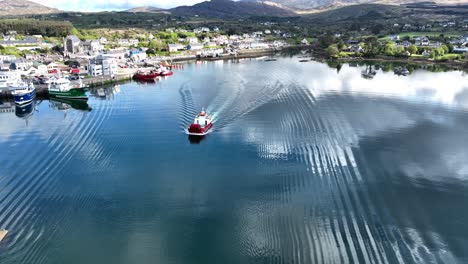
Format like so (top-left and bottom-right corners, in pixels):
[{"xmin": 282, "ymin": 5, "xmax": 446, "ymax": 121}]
[
  {"xmin": 0, "ymin": 0, "xmax": 61, "ymax": 16},
  {"xmin": 242, "ymin": 0, "xmax": 468, "ymax": 11},
  {"xmin": 125, "ymin": 6, "xmax": 169, "ymax": 14},
  {"xmin": 171, "ymin": 0, "xmax": 294, "ymax": 18}
]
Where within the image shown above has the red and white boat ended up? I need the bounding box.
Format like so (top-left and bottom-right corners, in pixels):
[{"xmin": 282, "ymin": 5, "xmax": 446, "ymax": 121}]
[
  {"xmin": 187, "ymin": 110, "xmax": 213, "ymax": 136},
  {"xmin": 134, "ymin": 70, "xmax": 159, "ymax": 81},
  {"xmin": 159, "ymin": 67, "xmax": 173, "ymax": 77},
  {"xmin": 160, "ymin": 70, "xmax": 174, "ymax": 76}
]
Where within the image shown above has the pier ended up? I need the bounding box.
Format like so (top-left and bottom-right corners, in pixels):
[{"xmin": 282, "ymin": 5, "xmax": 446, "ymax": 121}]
[{"xmin": 0, "ymin": 72, "xmax": 135, "ymax": 99}]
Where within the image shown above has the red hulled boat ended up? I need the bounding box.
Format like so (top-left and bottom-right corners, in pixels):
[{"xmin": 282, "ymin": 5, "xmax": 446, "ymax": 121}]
[
  {"xmin": 160, "ymin": 70, "xmax": 174, "ymax": 76},
  {"xmin": 187, "ymin": 110, "xmax": 213, "ymax": 136},
  {"xmin": 134, "ymin": 70, "xmax": 159, "ymax": 81}
]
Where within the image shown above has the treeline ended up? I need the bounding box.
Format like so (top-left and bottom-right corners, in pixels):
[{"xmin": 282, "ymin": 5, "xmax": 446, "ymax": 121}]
[{"xmin": 0, "ymin": 19, "xmax": 73, "ymax": 37}]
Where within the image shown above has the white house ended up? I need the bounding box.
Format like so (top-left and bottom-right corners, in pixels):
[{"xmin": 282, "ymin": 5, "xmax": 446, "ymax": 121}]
[
  {"xmin": 187, "ymin": 37, "xmax": 198, "ymax": 44},
  {"xmin": 167, "ymin": 43, "xmax": 185, "ymax": 52},
  {"xmin": 99, "ymin": 37, "xmax": 108, "ymax": 44},
  {"xmin": 83, "ymin": 40, "xmax": 102, "ymax": 53},
  {"xmin": 188, "ymin": 43, "xmax": 204, "ymax": 50},
  {"xmin": 88, "ymin": 64, "xmax": 103, "ymax": 76},
  {"xmin": 10, "ymin": 60, "xmax": 33, "ymax": 71},
  {"xmin": 89, "ymin": 55, "xmax": 118, "ymax": 76},
  {"xmin": 117, "ymin": 39, "xmax": 130, "ymax": 46},
  {"xmin": 129, "ymin": 39, "xmax": 139, "ymax": 46},
  {"xmin": 250, "ymin": 43, "xmax": 269, "ymax": 49}
]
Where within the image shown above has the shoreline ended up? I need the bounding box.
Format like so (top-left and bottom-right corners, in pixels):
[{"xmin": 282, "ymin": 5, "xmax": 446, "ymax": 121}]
[{"xmin": 1, "ymin": 47, "xmax": 466, "ymax": 100}]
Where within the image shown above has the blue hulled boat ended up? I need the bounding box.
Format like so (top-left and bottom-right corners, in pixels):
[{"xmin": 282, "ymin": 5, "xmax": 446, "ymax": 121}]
[{"xmin": 11, "ymin": 82, "xmax": 36, "ymax": 105}]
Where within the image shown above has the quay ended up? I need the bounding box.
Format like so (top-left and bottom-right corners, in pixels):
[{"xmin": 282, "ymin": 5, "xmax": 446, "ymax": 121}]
[{"xmin": 0, "ymin": 72, "xmax": 135, "ymax": 99}]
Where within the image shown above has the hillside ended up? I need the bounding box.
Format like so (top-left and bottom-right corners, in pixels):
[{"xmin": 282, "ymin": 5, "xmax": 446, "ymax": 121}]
[
  {"xmin": 243, "ymin": 0, "xmax": 468, "ymax": 11},
  {"xmin": 171, "ymin": 0, "xmax": 294, "ymax": 18},
  {"xmin": 0, "ymin": 0, "xmax": 61, "ymax": 16},
  {"xmin": 303, "ymin": 3, "xmax": 468, "ymax": 25}
]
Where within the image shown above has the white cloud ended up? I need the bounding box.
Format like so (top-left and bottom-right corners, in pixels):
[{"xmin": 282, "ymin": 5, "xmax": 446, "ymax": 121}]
[{"xmin": 29, "ymin": 0, "xmax": 207, "ymax": 11}]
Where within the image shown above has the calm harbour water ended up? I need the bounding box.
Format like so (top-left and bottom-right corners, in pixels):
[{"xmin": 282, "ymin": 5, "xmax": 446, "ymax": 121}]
[{"xmin": 0, "ymin": 57, "xmax": 468, "ymax": 264}]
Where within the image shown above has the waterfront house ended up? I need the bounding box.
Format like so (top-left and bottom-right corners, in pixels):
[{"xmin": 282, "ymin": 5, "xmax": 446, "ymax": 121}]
[
  {"xmin": 30, "ymin": 63, "xmax": 48, "ymax": 75},
  {"xmin": 250, "ymin": 42, "xmax": 269, "ymax": 49},
  {"xmin": 89, "ymin": 55, "xmax": 118, "ymax": 76},
  {"xmin": 301, "ymin": 38, "xmax": 309, "ymax": 45},
  {"xmin": 10, "ymin": 60, "xmax": 33, "ymax": 71},
  {"xmin": 45, "ymin": 62, "xmax": 59, "ymax": 73},
  {"xmin": 88, "ymin": 63, "xmax": 103, "ymax": 76},
  {"xmin": 167, "ymin": 44, "xmax": 185, "ymax": 52},
  {"xmin": 188, "ymin": 43, "xmax": 204, "ymax": 51},
  {"xmin": 99, "ymin": 37, "xmax": 108, "ymax": 44},
  {"xmin": 128, "ymin": 48, "xmax": 147, "ymax": 63}
]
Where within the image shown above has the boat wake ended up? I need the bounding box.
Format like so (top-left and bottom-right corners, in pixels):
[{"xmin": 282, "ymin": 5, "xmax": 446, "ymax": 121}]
[{"xmin": 178, "ymin": 63, "xmax": 289, "ymax": 133}]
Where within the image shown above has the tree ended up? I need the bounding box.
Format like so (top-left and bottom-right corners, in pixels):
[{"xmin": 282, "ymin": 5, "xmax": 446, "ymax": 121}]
[
  {"xmin": 430, "ymin": 50, "xmax": 436, "ymax": 59},
  {"xmin": 408, "ymin": 45, "xmax": 418, "ymax": 55},
  {"xmin": 383, "ymin": 42, "xmax": 396, "ymax": 56},
  {"xmin": 441, "ymin": 45, "xmax": 449, "ymax": 54},
  {"xmin": 326, "ymin": 44, "xmax": 339, "ymax": 57}
]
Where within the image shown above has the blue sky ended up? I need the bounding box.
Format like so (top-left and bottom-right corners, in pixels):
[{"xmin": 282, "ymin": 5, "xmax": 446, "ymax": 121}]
[{"xmin": 30, "ymin": 0, "xmax": 207, "ymax": 11}]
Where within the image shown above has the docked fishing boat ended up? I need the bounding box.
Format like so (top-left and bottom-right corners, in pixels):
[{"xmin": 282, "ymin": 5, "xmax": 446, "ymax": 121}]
[
  {"xmin": 0, "ymin": 71, "xmax": 21, "ymax": 88},
  {"xmin": 134, "ymin": 70, "xmax": 159, "ymax": 81},
  {"xmin": 187, "ymin": 109, "xmax": 213, "ymax": 136},
  {"xmin": 11, "ymin": 82, "xmax": 36, "ymax": 105},
  {"xmin": 159, "ymin": 68, "xmax": 174, "ymax": 77},
  {"xmin": 48, "ymin": 78, "xmax": 87, "ymax": 100}
]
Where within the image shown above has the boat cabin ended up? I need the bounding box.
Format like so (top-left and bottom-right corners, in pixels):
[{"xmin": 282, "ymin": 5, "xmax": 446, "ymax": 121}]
[{"xmin": 193, "ymin": 111, "xmax": 211, "ymax": 127}]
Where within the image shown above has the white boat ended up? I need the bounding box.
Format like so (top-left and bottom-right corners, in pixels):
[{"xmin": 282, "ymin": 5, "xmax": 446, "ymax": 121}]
[{"xmin": 0, "ymin": 71, "xmax": 21, "ymax": 88}]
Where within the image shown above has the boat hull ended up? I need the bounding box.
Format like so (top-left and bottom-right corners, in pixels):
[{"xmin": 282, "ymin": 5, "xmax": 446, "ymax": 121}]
[
  {"xmin": 49, "ymin": 88, "xmax": 88, "ymax": 100},
  {"xmin": 13, "ymin": 89, "xmax": 36, "ymax": 105},
  {"xmin": 134, "ymin": 73, "xmax": 159, "ymax": 81},
  {"xmin": 160, "ymin": 71, "xmax": 173, "ymax": 77},
  {"xmin": 187, "ymin": 122, "xmax": 213, "ymax": 136}
]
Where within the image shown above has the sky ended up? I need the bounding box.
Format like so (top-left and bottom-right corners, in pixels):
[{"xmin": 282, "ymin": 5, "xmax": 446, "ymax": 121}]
[{"xmin": 29, "ymin": 0, "xmax": 207, "ymax": 11}]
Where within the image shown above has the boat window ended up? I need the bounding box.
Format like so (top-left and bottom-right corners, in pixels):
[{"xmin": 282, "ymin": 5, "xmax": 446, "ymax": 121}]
[
  {"xmin": 196, "ymin": 120, "xmax": 199, "ymax": 124},
  {"xmin": 205, "ymin": 120, "xmax": 207, "ymax": 125}
]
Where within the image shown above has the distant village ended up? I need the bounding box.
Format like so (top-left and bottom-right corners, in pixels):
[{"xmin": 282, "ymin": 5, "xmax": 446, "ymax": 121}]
[
  {"xmin": 0, "ymin": 20, "xmax": 467, "ymax": 84},
  {"xmin": 0, "ymin": 26, "xmax": 292, "ymax": 83}
]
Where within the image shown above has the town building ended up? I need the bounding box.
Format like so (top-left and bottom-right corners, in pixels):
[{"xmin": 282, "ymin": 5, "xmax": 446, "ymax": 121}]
[
  {"xmin": 167, "ymin": 43, "xmax": 185, "ymax": 52},
  {"xmin": 188, "ymin": 43, "xmax": 204, "ymax": 50}
]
